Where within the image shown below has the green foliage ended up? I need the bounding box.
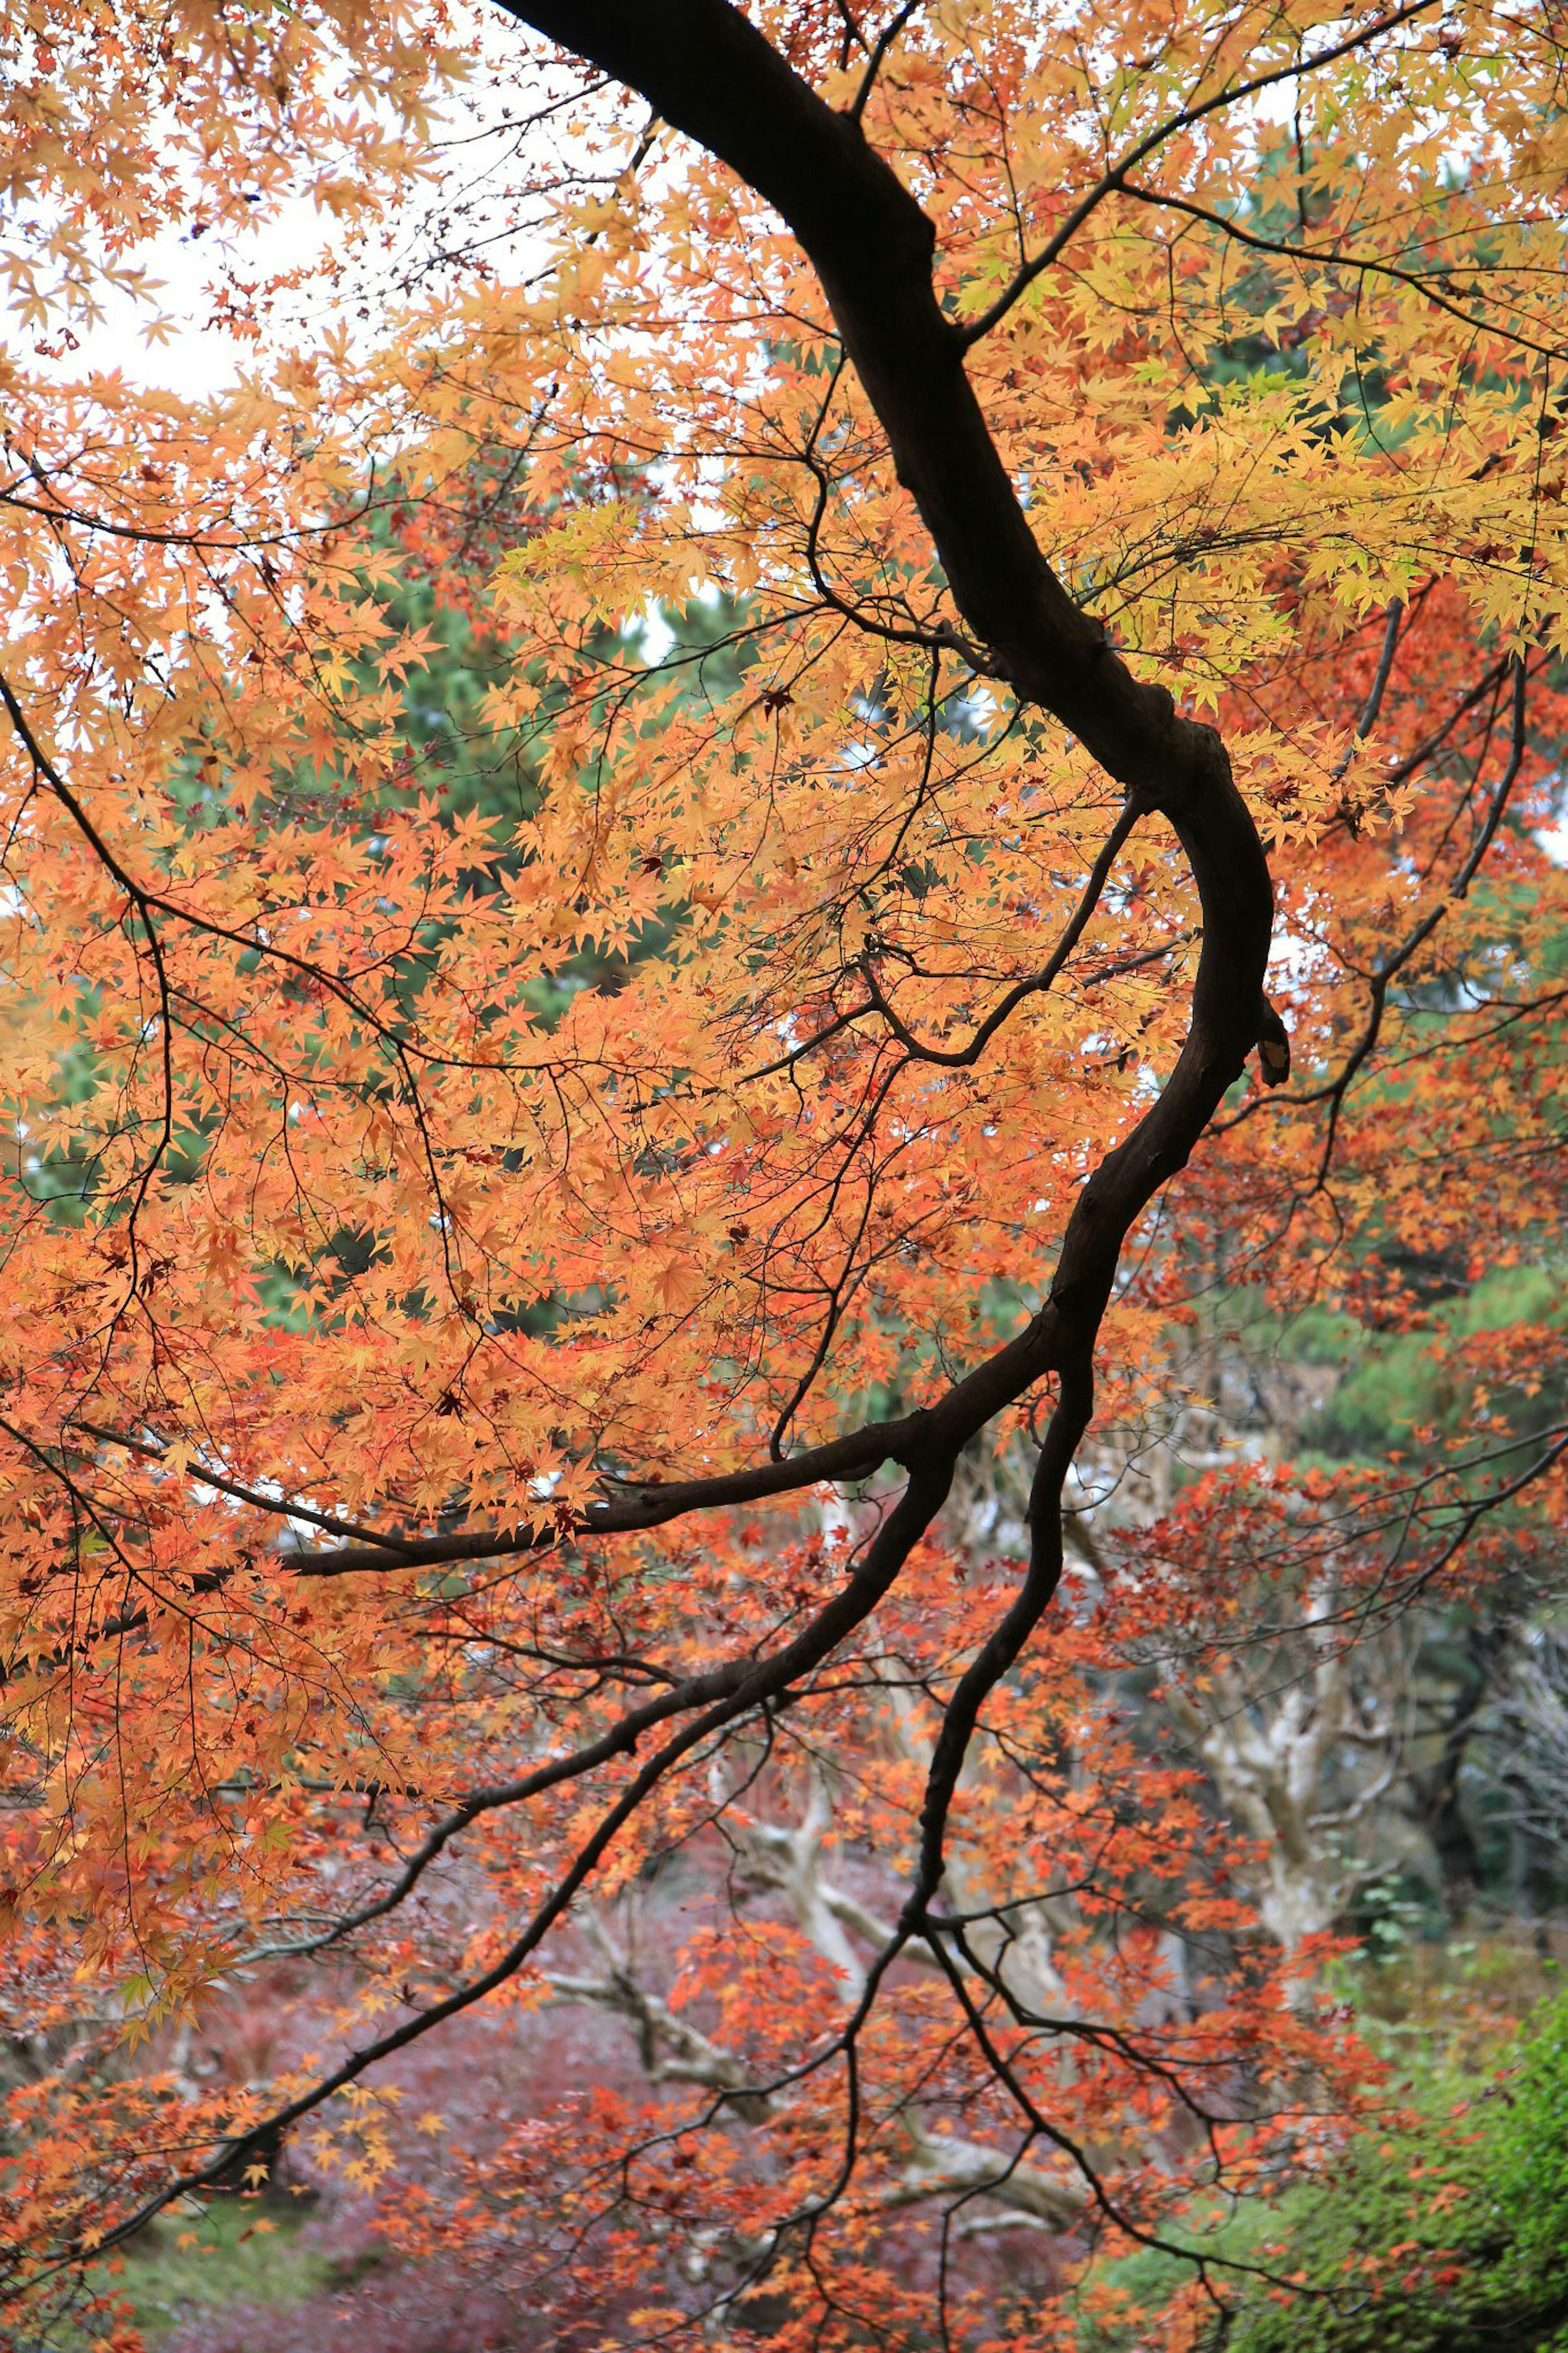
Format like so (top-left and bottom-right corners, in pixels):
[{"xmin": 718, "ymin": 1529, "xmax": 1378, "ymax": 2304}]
[
  {"xmin": 1493, "ymin": 1994, "xmax": 1568, "ymax": 2292},
  {"xmin": 1298, "ymin": 1265, "xmax": 1568, "ymax": 1463},
  {"xmin": 1229, "ymin": 1989, "xmax": 1568, "ymax": 2351},
  {"xmin": 1077, "ymin": 1985, "xmax": 1568, "ymax": 2353}
]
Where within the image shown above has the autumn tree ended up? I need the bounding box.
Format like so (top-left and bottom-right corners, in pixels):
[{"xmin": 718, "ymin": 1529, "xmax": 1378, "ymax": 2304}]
[{"xmin": 2, "ymin": 2, "xmax": 1567, "ymax": 2346}]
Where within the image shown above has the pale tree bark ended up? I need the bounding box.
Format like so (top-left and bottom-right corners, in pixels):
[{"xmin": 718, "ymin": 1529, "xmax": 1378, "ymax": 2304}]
[{"xmin": 543, "ymin": 1905, "xmax": 1084, "ymax": 2236}]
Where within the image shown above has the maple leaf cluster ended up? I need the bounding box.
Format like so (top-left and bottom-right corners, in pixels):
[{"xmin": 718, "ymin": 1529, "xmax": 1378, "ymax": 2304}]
[{"xmin": 1, "ymin": 1, "xmax": 1566, "ymax": 2346}]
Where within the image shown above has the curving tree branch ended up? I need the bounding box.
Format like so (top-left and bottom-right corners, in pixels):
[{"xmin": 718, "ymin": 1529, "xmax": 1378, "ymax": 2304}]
[{"xmin": 9, "ymin": 0, "xmax": 1296, "ymax": 2284}]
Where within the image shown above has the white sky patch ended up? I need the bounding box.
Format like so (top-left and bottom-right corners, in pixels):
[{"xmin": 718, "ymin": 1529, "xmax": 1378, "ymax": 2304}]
[
  {"xmin": 51, "ymin": 196, "xmax": 336, "ymax": 396},
  {"xmin": 1539, "ymin": 826, "xmax": 1568, "ymax": 863},
  {"xmin": 10, "ymin": 3, "xmax": 577, "ymax": 399},
  {"xmin": 638, "ymin": 595, "xmax": 677, "ymax": 666}
]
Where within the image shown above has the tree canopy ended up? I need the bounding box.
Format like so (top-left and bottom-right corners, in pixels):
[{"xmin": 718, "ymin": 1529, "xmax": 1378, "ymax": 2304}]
[{"xmin": 2, "ymin": 2, "xmax": 1567, "ymax": 2346}]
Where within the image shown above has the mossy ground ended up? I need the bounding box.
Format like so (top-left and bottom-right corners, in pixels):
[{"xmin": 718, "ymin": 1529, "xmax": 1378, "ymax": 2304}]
[{"xmin": 80, "ymin": 2197, "xmax": 338, "ymax": 2344}]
